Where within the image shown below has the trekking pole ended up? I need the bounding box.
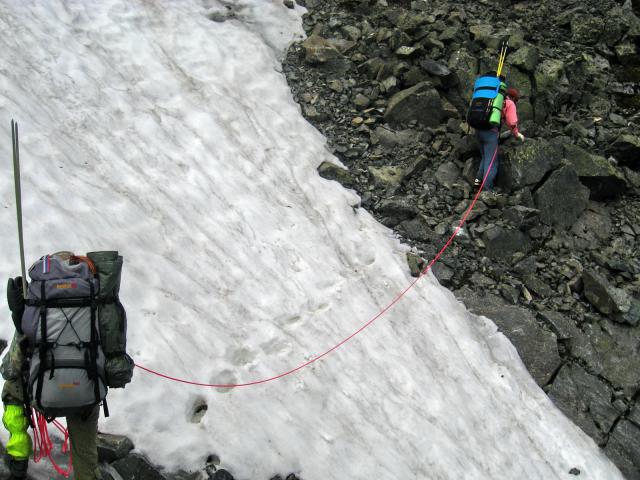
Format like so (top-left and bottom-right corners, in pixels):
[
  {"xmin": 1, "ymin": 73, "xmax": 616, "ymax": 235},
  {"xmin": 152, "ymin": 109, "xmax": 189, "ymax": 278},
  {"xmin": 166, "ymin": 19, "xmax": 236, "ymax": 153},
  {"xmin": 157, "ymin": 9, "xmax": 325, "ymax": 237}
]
[{"xmin": 11, "ymin": 120, "xmax": 28, "ymax": 298}]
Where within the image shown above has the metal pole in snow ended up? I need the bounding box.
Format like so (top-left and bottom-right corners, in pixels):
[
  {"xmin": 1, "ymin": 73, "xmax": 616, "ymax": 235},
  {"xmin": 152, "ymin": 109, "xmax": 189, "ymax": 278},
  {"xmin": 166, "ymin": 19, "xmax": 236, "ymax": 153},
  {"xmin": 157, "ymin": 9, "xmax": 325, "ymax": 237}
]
[{"xmin": 11, "ymin": 120, "xmax": 27, "ymax": 298}]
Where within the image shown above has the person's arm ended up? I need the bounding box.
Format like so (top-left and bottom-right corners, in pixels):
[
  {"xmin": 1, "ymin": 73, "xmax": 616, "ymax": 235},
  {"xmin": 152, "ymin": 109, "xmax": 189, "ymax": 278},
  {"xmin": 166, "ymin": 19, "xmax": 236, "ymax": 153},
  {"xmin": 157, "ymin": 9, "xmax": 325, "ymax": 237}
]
[{"xmin": 503, "ymin": 100, "xmax": 524, "ymax": 141}]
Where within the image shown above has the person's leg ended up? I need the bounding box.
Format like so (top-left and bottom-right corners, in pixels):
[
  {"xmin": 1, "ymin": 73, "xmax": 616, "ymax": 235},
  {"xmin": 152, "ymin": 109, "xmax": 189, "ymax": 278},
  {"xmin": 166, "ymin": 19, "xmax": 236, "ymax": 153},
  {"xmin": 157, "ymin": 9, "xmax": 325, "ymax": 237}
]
[
  {"xmin": 67, "ymin": 405, "xmax": 100, "ymax": 480},
  {"xmin": 479, "ymin": 130, "xmax": 499, "ymax": 190},
  {"xmin": 2, "ymin": 380, "xmax": 31, "ymax": 479},
  {"xmin": 475, "ymin": 131, "xmax": 487, "ymax": 181},
  {"xmin": 484, "ymin": 132, "xmax": 500, "ymax": 190}
]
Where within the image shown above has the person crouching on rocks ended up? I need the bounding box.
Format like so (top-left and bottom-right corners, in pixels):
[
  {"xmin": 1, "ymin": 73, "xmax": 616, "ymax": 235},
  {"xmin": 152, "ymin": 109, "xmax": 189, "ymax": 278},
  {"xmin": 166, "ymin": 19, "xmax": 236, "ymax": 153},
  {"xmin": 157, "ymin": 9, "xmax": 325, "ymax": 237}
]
[{"xmin": 474, "ymin": 87, "xmax": 525, "ymax": 192}]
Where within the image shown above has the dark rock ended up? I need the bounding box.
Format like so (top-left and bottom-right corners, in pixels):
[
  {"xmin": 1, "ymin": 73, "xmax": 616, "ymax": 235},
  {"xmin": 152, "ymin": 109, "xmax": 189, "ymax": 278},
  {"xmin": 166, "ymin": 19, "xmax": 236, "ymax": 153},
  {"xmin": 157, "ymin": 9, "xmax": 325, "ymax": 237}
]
[
  {"xmin": 548, "ymin": 363, "xmax": 618, "ymax": 445},
  {"xmin": 578, "ymin": 321, "xmax": 640, "ymax": 397},
  {"xmin": 419, "ymin": 58, "xmax": 451, "ymax": 77},
  {"xmin": 502, "ymin": 206, "xmax": 540, "ymax": 230},
  {"xmin": 434, "ymin": 162, "xmax": 460, "ymax": 189},
  {"xmin": 571, "ymin": 204, "xmax": 612, "ymax": 244},
  {"xmin": 534, "ymin": 166, "xmax": 590, "ymax": 229},
  {"xmin": 168, "ymin": 470, "xmax": 202, "ymax": 480},
  {"xmin": 482, "ymin": 225, "xmax": 532, "ymax": 260},
  {"xmin": 375, "ymin": 197, "xmax": 418, "ymax": 227},
  {"xmin": 112, "ymin": 453, "xmax": 167, "ymax": 480},
  {"xmin": 432, "ymin": 262, "xmax": 454, "ymax": 284},
  {"xmin": 318, "ymin": 161, "xmax": 354, "ymax": 188},
  {"xmin": 211, "ymin": 469, "xmax": 235, "ymax": 480},
  {"xmin": 583, "ymin": 270, "xmax": 639, "ymax": 325},
  {"xmin": 563, "ymin": 144, "xmax": 626, "ymax": 200},
  {"xmin": 383, "ymin": 82, "xmax": 445, "ymax": 127},
  {"xmin": 368, "ymin": 165, "xmax": 407, "ymax": 189},
  {"xmin": 371, "ymin": 126, "xmax": 420, "ymax": 147},
  {"xmin": 398, "ymin": 216, "xmax": 435, "ymax": 242},
  {"xmin": 608, "ymin": 134, "xmax": 640, "ymax": 170},
  {"xmin": 302, "ymin": 35, "xmax": 342, "ymax": 64},
  {"xmin": 97, "ymin": 433, "xmax": 135, "ymax": 463},
  {"xmin": 523, "ymin": 275, "xmax": 554, "ymax": 298},
  {"xmin": 605, "ymin": 420, "xmax": 640, "ymax": 480},
  {"xmin": 456, "ymin": 289, "xmax": 562, "ymax": 386},
  {"xmin": 498, "ymin": 139, "xmax": 563, "ymax": 192},
  {"xmin": 537, "ymin": 311, "xmax": 581, "ymax": 341},
  {"xmin": 509, "ymin": 45, "xmax": 539, "ymax": 73},
  {"xmin": 571, "ymin": 14, "xmax": 605, "ymax": 45}
]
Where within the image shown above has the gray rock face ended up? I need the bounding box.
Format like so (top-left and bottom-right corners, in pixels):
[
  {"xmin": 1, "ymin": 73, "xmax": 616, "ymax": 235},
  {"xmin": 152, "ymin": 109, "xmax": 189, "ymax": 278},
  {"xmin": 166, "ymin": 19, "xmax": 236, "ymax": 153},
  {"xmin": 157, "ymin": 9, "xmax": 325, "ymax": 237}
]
[
  {"xmin": 548, "ymin": 363, "xmax": 618, "ymax": 445},
  {"xmin": 384, "ymin": 82, "xmax": 445, "ymax": 127},
  {"xmin": 302, "ymin": 35, "xmax": 342, "ymax": 64},
  {"xmin": 583, "ymin": 269, "xmax": 639, "ymax": 325},
  {"xmin": 318, "ymin": 161, "xmax": 355, "ymax": 188},
  {"xmin": 498, "ymin": 139, "xmax": 563, "ymax": 192},
  {"xmin": 98, "ymin": 433, "xmax": 135, "ymax": 463},
  {"xmin": 605, "ymin": 420, "xmax": 640, "ymax": 480},
  {"xmin": 456, "ymin": 289, "xmax": 562, "ymax": 386},
  {"xmin": 112, "ymin": 453, "xmax": 167, "ymax": 480},
  {"xmin": 534, "ymin": 166, "xmax": 590, "ymax": 229},
  {"xmin": 283, "ymin": 0, "xmax": 640, "ymax": 474},
  {"xmin": 563, "ymin": 144, "xmax": 626, "ymax": 200},
  {"xmin": 482, "ymin": 225, "xmax": 532, "ymax": 260},
  {"xmin": 608, "ymin": 134, "xmax": 640, "ymax": 170}
]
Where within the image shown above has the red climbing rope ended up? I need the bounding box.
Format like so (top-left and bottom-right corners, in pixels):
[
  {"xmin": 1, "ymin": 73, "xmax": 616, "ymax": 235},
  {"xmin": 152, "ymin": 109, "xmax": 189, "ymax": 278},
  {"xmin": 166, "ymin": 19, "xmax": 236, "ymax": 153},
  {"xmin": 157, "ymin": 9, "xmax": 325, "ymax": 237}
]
[
  {"xmin": 31, "ymin": 411, "xmax": 73, "ymax": 477},
  {"xmin": 135, "ymin": 141, "xmax": 500, "ymax": 388}
]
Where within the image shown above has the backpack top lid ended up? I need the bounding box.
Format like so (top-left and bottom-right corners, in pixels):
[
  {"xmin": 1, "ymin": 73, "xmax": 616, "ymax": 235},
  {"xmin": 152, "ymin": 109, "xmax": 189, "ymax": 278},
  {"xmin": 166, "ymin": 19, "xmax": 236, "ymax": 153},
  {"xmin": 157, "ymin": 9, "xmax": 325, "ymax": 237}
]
[{"xmin": 28, "ymin": 252, "xmax": 94, "ymax": 282}]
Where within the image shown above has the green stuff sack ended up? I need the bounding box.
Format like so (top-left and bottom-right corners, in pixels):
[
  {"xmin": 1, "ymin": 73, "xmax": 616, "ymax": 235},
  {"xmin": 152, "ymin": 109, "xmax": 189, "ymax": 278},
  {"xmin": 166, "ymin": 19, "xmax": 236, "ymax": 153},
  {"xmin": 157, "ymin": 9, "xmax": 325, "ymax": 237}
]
[{"xmin": 87, "ymin": 251, "xmax": 134, "ymax": 388}]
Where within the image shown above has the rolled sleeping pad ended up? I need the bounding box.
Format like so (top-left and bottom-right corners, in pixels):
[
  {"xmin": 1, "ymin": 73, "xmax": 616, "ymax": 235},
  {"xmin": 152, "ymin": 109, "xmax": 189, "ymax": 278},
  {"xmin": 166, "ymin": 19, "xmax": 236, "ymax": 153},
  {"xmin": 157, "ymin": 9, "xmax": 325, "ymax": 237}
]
[{"xmin": 489, "ymin": 80, "xmax": 507, "ymax": 126}]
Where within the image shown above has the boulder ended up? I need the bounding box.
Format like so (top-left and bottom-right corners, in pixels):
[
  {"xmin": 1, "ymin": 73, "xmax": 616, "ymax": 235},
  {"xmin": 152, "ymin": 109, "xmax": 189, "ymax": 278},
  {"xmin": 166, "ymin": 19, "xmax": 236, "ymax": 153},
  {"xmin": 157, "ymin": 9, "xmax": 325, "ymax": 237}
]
[
  {"xmin": 571, "ymin": 14, "xmax": 606, "ymax": 45},
  {"xmin": 318, "ymin": 161, "xmax": 355, "ymax": 188},
  {"xmin": 537, "ymin": 311, "xmax": 581, "ymax": 341},
  {"xmin": 497, "ymin": 139, "xmax": 563, "ymax": 192},
  {"xmin": 456, "ymin": 289, "xmax": 562, "ymax": 386},
  {"xmin": 112, "ymin": 453, "xmax": 167, "ymax": 480},
  {"xmin": 368, "ymin": 165, "xmax": 407, "ymax": 189},
  {"xmin": 371, "ymin": 126, "xmax": 420, "ymax": 148},
  {"xmin": 579, "ymin": 320, "xmax": 640, "ymax": 397},
  {"xmin": 563, "ymin": 144, "xmax": 626, "ymax": 200},
  {"xmin": 534, "ymin": 165, "xmax": 590, "ymax": 229},
  {"xmin": 375, "ymin": 197, "xmax": 418, "ymax": 227},
  {"xmin": 448, "ymin": 48, "xmax": 477, "ymax": 104},
  {"xmin": 605, "ymin": 420, "xmax": 640, "ymax": 480},
  {"xmin": 383, "ymin": 82, "xmax": 445, "ymax": 127},
  {"xmin": 583, "ymin": 270, "xmax": 639, "ymax": 325},
  {"xmin": 571, "ymin": 203, "xmax": 612, "ymax": 244},
  {"xmin": 97, "ymin": 433, "xmax": 135, "ymax": 463},
  {"xmin": 548, "ymin": 363, "xmax": 618, "ymax": 445},
  {"xmin": 434, "ymin": 162, "xmax": 460, "ymax": 189},
  {"xmin": 509, "ymin": 45, "xmax": 539, "ymax": 73},
  {"xmin": 502, "ymin": 206, "xmax": 540, "ymax": 231},
  {"xmin": 302, "ymin": 35, "xmax": 342, "ymax": 64},
  {"xmin": 608, "ymin": 134, "xmax": 640, "ymax": 170},
  {"xmin": 482, "ymin": 225, "xmax": 532, "ymax": 260}
]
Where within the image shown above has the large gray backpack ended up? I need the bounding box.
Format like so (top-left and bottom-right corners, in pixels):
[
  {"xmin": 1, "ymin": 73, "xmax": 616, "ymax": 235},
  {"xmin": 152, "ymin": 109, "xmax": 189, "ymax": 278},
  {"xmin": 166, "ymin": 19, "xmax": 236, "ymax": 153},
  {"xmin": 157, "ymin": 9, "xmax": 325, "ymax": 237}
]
[{"xmin": 22, "ymin": 252, "xmax": 133, "ymax": 419}]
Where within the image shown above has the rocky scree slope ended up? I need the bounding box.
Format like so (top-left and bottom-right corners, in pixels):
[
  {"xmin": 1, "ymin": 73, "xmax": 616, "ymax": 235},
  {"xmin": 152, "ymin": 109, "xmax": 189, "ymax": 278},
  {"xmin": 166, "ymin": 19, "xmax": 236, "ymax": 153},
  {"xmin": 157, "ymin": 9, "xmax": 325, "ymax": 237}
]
[{"xmin": 281, "ymin": 0, "xmax": 640, "ymax": 478}]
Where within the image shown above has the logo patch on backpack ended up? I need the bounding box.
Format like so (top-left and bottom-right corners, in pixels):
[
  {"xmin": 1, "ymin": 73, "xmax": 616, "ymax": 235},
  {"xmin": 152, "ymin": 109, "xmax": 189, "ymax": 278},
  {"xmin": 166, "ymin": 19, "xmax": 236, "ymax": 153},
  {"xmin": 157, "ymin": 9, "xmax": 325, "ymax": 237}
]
[{"xmin": 55, "ymin": 282, "xmax": 77, "ymax": 289}]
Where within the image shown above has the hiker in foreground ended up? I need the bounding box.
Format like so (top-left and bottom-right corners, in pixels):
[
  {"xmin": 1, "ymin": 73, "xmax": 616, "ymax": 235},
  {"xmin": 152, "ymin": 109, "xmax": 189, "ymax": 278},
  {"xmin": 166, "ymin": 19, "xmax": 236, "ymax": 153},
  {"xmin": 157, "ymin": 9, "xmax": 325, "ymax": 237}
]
[
  {"xmin": 472, "ymin": 86, "xmax": 525, "ymax": 193},
  {"xmin": 2, "ymin": 251, "xmax": 133, "ymax": 480}
]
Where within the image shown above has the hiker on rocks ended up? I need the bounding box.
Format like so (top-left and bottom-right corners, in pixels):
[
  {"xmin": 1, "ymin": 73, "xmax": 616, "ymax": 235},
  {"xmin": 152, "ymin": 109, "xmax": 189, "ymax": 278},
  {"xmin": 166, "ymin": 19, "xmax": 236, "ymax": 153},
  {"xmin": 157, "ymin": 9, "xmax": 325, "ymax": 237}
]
[
  {"xmin": 2, "ymin": 251, "xmax": 133, "ymax": 480},
  {"xmin": 474, "ymin": 87, "xmax": 525, "ymax": 192}
]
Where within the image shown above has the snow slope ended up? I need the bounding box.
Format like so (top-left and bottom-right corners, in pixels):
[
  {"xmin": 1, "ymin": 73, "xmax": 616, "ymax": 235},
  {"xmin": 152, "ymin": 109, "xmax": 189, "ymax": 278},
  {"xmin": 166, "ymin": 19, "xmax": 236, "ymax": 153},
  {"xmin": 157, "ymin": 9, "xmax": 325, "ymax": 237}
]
[{"xmin": 0, "ymin": 1, "xmax": 623, "ymax": 479}]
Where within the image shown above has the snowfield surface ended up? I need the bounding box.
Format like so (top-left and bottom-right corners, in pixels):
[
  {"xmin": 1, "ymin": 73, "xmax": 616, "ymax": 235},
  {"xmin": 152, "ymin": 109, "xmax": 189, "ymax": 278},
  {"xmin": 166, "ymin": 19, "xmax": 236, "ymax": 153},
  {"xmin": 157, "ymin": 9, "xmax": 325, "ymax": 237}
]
[{"xmin": 0, "ymin": 1, "xmax": 623, "ymax": 479}]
